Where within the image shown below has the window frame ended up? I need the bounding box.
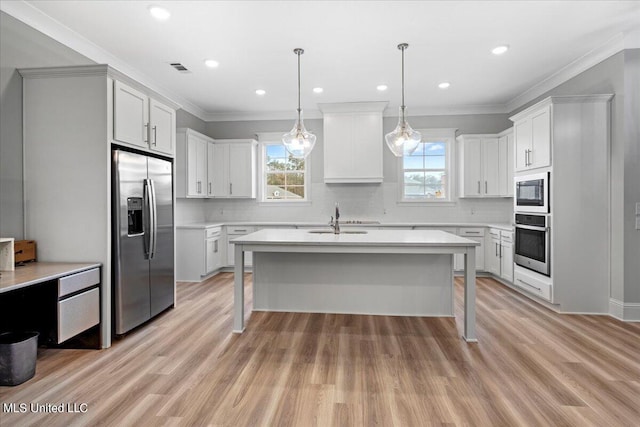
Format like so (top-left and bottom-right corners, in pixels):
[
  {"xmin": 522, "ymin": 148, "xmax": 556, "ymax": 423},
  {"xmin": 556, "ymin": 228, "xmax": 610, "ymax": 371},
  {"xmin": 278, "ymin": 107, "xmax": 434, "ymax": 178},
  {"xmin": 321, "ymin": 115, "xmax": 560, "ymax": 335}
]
[
  {"xmin": 397, "ymin": 128, "xmax": 457, "ymax": 205},
  {"xmin": 257, "ymin": 132, "xmax": 311, "ymax": 204}
]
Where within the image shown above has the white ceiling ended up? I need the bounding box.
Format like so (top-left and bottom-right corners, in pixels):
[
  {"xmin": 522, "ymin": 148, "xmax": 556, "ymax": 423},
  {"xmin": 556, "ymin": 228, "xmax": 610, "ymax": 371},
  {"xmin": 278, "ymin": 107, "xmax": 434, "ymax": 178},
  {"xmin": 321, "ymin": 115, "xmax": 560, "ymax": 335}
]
[{"xmin": 4, "ymin": 1, "xmax": 640, "ymax": 121}]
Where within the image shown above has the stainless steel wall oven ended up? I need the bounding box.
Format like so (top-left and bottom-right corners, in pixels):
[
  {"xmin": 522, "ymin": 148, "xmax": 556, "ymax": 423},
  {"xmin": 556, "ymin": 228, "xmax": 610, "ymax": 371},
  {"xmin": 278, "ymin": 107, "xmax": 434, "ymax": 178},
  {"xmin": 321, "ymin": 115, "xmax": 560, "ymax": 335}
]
[{"xmin": 514, "ymin": 213, "xmax": 550, "ymax": 276}]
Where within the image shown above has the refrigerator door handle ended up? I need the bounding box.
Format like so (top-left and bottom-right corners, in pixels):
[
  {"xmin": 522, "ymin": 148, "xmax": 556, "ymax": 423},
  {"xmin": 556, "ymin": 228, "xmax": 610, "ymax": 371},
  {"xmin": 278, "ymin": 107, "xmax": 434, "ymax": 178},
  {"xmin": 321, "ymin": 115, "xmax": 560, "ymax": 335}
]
[
  {"xmin": 143, "ymin": 179, "xmax": 153, "ymax": 258},
  {"xmin": 149, "ymin": 179, "xmax": 158, "ymax": 259}
]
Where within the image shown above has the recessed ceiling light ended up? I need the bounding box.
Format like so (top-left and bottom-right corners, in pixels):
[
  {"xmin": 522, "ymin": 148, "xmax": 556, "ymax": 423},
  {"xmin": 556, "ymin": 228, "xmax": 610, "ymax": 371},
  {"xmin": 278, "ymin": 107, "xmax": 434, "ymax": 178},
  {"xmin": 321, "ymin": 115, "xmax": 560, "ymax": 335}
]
[
  {"xmin": 438, "ymin": 82, "xmax": 451, "ymax": 89},
  {"xmin": 255, "ymin": 89, "xmax": 266, "ymax": 96},
  {"xmin": 148, "ymin": 5, "xmax": 171, "ymax": 21},
  {"xmin": 313, "ymin": 87, "xmax": 323, "ymax": 94},
  {"xmin": 376, "ymin": 84, "xmax": 388, "ymax": 91},
  {"xmin": 204, "ymin": 59, "xmax": 219, "ymax": 68},
  {"xmin": 491, "ymin": 45, "xmax": 509, "ymax": 55}
]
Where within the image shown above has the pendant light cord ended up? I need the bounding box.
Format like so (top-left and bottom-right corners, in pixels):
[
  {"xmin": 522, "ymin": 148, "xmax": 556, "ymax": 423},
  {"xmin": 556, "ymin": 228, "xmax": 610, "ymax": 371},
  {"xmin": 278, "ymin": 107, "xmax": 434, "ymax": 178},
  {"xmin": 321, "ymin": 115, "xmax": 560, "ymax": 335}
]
[
  {"xmin": 398, "ymin": 43, "xmax": 408, "ymax": 123},
  {"xmin": 296, "ymin": 49, "xmax": 302, "ymax": 120}
]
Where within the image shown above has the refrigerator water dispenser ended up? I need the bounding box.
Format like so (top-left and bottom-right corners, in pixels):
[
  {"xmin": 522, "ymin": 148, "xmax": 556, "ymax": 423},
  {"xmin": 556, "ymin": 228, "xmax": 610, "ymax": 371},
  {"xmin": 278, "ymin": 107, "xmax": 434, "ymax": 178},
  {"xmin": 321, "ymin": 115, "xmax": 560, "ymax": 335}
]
[{"xmin": 127, "ymin": 197, "xmax": 143, "ymax": 236}]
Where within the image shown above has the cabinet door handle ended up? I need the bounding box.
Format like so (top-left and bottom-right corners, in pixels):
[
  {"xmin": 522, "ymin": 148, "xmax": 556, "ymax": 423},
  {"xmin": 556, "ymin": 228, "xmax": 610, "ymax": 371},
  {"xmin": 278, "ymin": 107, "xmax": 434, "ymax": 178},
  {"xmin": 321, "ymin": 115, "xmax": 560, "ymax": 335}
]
[
  {"xmin": 144, "ymin": 123, "xmax": 149, "ymax": 143},
  {"xmin": 499, "ymin": 243, "xmax": 502, "ymax": 258},
  {"xmin": 230, "ymin": 183, "xmax": 233, "ymax": 195},
  {"xmin": 485, "ymin": 181, "xmax": 488, "ymax": 193},
  {"xmin": 208, "ymin": 182, "xmax": 212, "ymax": 194},
  {"xmin": 477, "ymin": 181, "xmax": 480, "ymax": 194},
  {"xmin": 495, "ymin": 242, "xmax": 498, "ymax": 257},
  {"xmin": 214, "ymin": 240, "xmax": 218, "ymax": 253},
  {"xmin": 152, "ymin": 125, "xmax": 157, "ymax": 146}
]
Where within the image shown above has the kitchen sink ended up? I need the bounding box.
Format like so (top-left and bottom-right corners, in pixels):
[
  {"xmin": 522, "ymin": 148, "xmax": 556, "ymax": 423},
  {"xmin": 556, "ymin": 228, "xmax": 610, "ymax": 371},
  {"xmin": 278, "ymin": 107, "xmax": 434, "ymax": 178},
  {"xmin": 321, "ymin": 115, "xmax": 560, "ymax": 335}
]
[{"xmin": 308, "ymin": 230, "xmax": 368, "ymax": 234}]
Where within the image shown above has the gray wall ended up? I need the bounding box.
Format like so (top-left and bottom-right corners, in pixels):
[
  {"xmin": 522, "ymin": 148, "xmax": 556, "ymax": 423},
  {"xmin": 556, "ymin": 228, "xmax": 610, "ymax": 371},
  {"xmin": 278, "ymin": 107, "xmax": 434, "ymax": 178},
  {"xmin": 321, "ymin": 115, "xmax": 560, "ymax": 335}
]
[
  {"xmin": 183, "ymin": 114, "xmax": 513, "ymax": 225},
  {"xmin": 0, "ymin": 11, "xmax": 94, "ymax": 238},
  {"xmin": 177, "ymin": 109, "xmax": 207, "ymax": 134}
]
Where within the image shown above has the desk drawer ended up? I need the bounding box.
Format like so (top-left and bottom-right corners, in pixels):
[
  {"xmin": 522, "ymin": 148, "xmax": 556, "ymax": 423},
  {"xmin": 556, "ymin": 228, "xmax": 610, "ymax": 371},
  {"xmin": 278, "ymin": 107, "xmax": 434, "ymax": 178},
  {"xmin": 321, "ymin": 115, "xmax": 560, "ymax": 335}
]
[
  {"xmin": 58, "ymin": 268, "xmax": 100, "ymax": 298},
  {"xmin": 57, "ymin": 287, "xmax": 100, "ymax": 343}
]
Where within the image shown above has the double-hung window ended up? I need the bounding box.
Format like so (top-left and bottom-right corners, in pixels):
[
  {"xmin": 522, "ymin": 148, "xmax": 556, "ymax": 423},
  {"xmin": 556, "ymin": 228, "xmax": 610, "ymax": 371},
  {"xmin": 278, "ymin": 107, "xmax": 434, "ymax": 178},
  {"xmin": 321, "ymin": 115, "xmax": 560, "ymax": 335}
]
[
  {"xmin": 258, "ymin": 134, "xmax": 309, "ymax": 202},
  {"xmin": 399, "ymin": 129, "xmax": 455, "ymax": 202}
]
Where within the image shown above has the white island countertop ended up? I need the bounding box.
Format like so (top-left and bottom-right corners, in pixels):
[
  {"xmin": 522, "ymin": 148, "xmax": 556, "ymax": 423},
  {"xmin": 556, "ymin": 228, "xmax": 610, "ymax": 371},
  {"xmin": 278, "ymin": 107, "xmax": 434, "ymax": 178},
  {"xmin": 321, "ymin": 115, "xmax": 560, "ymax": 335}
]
[
  {"xmin": 232, "ymin": 228, "xmax": 480, "ymax": 342},
  {"xmin": 231, "ymin": 229, "xmax": 481, "ymax": 248}
]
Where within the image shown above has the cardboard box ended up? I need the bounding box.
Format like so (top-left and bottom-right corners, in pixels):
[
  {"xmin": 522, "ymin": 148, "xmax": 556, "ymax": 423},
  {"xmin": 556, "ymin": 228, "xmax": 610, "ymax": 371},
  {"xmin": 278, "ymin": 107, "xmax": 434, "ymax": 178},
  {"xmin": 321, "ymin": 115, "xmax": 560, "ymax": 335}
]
[{"xmin": 14, "ymin": 240, "xmax": 37, "ymax": 264}]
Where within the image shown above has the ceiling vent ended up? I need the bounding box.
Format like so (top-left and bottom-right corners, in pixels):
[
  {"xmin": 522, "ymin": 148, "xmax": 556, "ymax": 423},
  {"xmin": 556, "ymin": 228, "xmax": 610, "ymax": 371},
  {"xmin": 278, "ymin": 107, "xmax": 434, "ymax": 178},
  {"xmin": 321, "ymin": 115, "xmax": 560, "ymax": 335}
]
[{"xmin": 170, "ymin": 62, "xmax": 191, "ymax": 73}]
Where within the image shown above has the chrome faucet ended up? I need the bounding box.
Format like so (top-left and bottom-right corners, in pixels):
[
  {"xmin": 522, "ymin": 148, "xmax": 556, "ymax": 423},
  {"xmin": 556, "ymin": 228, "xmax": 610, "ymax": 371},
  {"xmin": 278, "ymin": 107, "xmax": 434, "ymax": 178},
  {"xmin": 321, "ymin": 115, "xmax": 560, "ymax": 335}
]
[{"xmin": 330, "ymin": 203, "xmax": 340, "ymax": 234}]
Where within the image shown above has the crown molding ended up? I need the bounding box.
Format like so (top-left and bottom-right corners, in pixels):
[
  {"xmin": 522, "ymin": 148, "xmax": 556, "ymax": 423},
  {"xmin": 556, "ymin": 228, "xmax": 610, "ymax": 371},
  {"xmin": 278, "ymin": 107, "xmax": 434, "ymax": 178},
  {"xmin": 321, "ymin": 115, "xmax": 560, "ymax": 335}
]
[
  {"xmin": 506, "ymin": 32, "xmax": 627, "ymax": 112},
  {"xmin": 0, "ymin": 0, "xmax": 209, "ymax": 117},
  {"xmin": 2, "ymin": 1, "xmax": 634, "ymax": 123}
]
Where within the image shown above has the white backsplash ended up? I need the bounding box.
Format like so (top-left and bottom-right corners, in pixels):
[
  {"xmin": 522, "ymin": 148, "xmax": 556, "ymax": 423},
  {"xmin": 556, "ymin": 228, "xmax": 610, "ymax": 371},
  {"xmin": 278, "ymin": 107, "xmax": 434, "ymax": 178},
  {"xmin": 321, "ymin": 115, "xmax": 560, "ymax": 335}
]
[{"xmin": 177, "ymin": 183, "xmax": 513, "ymax": 225}]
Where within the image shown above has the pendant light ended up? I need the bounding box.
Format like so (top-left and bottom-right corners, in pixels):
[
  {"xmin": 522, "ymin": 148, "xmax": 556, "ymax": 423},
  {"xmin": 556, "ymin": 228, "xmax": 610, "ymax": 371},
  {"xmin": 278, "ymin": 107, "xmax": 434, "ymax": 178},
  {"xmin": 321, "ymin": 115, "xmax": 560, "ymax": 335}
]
[
  {"xmin": 385, "ymin": 43, "xmax": 421, "ymax": 157},
  {"xmin": 282, "ymin": 48, "xmax": 316, "ymax": 158}
]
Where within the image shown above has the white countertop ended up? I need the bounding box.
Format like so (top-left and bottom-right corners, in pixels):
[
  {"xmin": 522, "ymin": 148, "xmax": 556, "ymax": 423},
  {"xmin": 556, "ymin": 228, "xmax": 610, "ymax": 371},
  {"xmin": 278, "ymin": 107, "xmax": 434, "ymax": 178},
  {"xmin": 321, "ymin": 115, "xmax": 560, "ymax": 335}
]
[
  {"xmin": 178, "ymin": 221, "xmax": 514, "ymax": 231},
  {"xmin": 231, "ymin": 229, "xmax": 480, "ymax": 248}
]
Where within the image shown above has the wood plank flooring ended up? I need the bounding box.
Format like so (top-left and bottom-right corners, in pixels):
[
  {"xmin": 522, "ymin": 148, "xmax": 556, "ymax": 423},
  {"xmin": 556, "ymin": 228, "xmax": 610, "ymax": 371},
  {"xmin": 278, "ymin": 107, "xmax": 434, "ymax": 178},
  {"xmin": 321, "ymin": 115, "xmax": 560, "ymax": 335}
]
[{"xmin": 1, "ymin": 273, "xmax": 638, "ymax": 426}]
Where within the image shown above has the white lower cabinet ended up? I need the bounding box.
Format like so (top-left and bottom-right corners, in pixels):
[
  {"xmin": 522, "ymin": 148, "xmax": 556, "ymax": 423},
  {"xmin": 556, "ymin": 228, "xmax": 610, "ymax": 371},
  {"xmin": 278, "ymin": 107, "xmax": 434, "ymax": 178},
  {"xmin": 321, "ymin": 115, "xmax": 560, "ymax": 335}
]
[
  {"xmin": 176, "ymin": 226, "xmax": 225, "ymax": 281},
  {"xmin": 485, "ymin": 228, "xmax": 513, "ymax": 282}
]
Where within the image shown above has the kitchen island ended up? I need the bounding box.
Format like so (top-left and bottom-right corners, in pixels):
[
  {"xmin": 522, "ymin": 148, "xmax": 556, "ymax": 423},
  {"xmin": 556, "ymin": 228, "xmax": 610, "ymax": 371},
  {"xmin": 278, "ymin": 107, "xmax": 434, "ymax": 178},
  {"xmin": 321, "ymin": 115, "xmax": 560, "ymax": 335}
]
[{"xmin": 232, "ymin": 229, "xmax": 480, "ymax": 342}]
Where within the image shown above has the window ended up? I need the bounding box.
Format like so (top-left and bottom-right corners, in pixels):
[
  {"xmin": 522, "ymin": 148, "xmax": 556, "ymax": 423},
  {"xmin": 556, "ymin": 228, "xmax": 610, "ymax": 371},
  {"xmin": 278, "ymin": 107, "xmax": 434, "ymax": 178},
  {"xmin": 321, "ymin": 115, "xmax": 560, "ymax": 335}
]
[
  {"xmin": 260, "ymin": 140, "xmax": 309, "ymax": 202},
  {"xmin": 399, "ymin": 129, "xmax": 455, "ymax": 202}
]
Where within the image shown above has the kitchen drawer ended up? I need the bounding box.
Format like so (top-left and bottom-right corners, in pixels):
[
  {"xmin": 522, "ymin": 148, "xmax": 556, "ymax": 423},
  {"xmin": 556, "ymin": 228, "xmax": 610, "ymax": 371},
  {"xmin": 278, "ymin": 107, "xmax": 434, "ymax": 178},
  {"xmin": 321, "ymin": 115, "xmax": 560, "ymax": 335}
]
[
  {"xmin": 227, "ymin": 226, "xmax": 255, "ymax": 235},
  {"xmin": 58, "ymin": 268, "xmax": 100, "ymax": 298},
  {"xmin": 488, "ymin": 228, "xmax": 501, "ymax": 239},
  {"xmin": 500, "ymin": 230, "xmax": 513, "ymax": 243},
  {"xmin": 513, "ymin": 266, "xmax": 552, "ymax": 301},
  {"xmin": 57, "ymin": 287, "xmax": 100, "ymax": 343},
  {"xmin": 458, "ymin": 227, "xmax": 485, "ymax": 237},
  {"xmin": 205, "ymin": 226, "xmax": 222, "ymax": 238}
]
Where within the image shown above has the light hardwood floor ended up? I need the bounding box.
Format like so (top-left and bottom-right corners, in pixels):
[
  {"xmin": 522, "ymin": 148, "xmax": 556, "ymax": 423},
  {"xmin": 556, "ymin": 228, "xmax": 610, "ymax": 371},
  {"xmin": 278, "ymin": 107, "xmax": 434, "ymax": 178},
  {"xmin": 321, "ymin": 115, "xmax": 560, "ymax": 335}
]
[{"xmin": 1, "ymin": 273, "xmax": 638, "ymax": 426}]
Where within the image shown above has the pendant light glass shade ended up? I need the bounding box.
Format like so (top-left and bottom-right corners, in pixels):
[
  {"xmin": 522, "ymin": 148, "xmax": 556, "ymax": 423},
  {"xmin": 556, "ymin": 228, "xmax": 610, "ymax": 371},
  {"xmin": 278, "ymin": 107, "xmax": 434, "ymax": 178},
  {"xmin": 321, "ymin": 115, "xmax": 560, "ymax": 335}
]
[
  {"xmin": 283, "ymin": 48, "xmax": 316, "ymax": 158},
  {"xmin": 385, "ymin": 106, "xmax": 421, "ymax": 156},
  {"xmin": 385, "ymin": 43, "xmax": 421, "ymax": 157},
  {"xmin": 282, "ymin": 111, "xmax": 316, "ymax": 158}
]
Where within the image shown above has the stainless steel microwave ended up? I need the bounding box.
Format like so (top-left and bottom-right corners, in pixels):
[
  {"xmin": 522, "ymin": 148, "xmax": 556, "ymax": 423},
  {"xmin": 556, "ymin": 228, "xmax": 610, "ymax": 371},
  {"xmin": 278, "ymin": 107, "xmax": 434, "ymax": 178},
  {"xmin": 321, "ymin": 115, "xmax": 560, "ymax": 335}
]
[{"xmin": 514, "ymin": 172, "xmax": 549, "ymax": 214}]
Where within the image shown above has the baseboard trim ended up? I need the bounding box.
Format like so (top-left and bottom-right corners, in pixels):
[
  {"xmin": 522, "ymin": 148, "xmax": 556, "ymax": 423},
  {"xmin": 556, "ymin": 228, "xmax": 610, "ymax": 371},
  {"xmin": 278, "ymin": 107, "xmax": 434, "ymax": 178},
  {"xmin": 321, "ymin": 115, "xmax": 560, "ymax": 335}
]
[{"xmin": 609, "ymin": 298, "xmax": 640, "ymax": 322}]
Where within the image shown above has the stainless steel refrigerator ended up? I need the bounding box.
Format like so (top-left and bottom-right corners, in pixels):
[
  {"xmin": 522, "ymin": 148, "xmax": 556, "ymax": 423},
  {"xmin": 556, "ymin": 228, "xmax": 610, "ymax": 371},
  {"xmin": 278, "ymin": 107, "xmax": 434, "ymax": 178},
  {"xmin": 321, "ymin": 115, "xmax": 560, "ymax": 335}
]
[{"xmin": 112, "ymin": 149, "xmax": 175, "ymax": 335}]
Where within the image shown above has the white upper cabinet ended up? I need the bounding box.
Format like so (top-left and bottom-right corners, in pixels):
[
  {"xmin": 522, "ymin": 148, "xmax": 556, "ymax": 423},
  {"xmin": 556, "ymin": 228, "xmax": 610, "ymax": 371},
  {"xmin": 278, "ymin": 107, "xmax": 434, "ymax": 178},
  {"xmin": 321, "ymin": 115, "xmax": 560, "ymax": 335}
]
[
  {"xmin": 210, "ymin": 139, "xmax": 257, "ymax": 198},
  {"xmin": 498, "ymin": 128, "xmax": 514, "ymax": 197},
  {"xmin": 458, "ymin": 134, "xmax": 510, "ymax": 197},
  {"xmin": 512, "ymin": 103, "xmax": 551, "ymax": 171},
  {"xmin": 114, "ymin": 80, "xmax": 176, "ymax": 156},
  {"xmin": 176, "ymin": 128, "xmax": 214, "ymax": 198},
  {"xmin": 320, "ymin": 102, "xmax": 386, "ymax": 183},
  {"xmin": 149, "ymin": 98, "xmax": 176, "ymax": 155}
]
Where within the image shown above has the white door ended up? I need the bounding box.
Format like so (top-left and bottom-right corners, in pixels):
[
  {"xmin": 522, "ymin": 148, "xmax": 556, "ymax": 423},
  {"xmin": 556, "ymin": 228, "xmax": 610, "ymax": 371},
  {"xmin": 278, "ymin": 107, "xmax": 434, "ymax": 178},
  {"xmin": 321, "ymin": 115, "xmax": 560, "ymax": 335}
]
[
  {"xmin": 486, "ymin": 236, "xmax": 501, "ymax": 276},
  {"xmin": 531, "ymin": 106, "xmax": 551, "ymax": 169},
  {"xmin": 501, "ymin": 240, "xmax": 514, "ymax": 282},
  {"xmin": 462, "ymin": 138, "xmax": 482, "ymax": 196},
  {"xmin": 186, "ymin": 136, "xmax": 207, "ymax": 197},
  {"xmin": 229, "ymin": 144, "xmax": 253, "ymax": 197},
  {"xmin": 149, "ymin": 98, "xmax": 175, "ymax": 156},
  {"xmin": 114, "ymin": 81, "xmax": 148, "ymax": 148},
  {"xmin": 482, "ymin": 138, "xmax": 500, "ymax": 196},
  {"xmin": 206, "ymin": 142, "xmax": 216, "ymax": 197},
  {"xmin": 211, "ymin": 144, "xmax": 229, "ymax": 197},
  {"xmin": 514, "ymin": 119, "xmax": 531, "ymax": 171},
  {"xmin": 498, "ymin": 133, "xmax": 514, "ymax": 197}
]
